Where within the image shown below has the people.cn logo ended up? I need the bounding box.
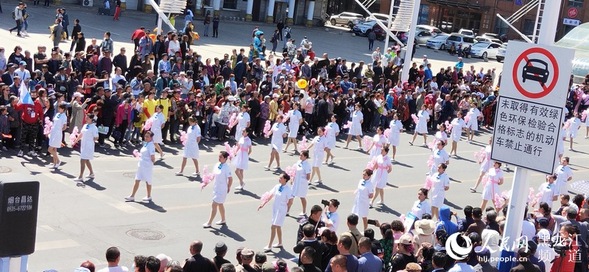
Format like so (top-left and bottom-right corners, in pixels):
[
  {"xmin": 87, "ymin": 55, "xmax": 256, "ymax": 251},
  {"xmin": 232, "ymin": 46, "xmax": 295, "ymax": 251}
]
[{"xmin": 445, "ymin": 233, "xmax": 473, "ymax": 260}]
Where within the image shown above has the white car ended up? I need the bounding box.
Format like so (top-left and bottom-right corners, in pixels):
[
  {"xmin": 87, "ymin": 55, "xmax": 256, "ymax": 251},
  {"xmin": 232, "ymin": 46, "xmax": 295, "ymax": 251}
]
[
  {"xmin": 352, "ymin": 20, "xmax": 378, "ymax": 36},
  {"xmin": 416, "ymin": 25, "xmax": 443, "ymax": 36},
  {"xmin": 496, "ymin": 43, "xmax": 507, "ymax": 62},
  {"xmin": 475, "ymin": 36, "xmax": 503, "ymax": 44},
  {"xmin": 366, "ymin": 13, "xmax": 394, "ymax": 26},
  {"xmin": 329, "ymin": 12, "xmax": 364, "ymax": 28},
  {"xmin": 458, "ymin": 28, "xmax": 475, "ymax": 38},
  {"xmin": 469, "ymin": 42, "xmax": 502, "ymax": 59},
  {"xmin": 426, "ymin": 34, "xmax": 449, "ymax": 50}
]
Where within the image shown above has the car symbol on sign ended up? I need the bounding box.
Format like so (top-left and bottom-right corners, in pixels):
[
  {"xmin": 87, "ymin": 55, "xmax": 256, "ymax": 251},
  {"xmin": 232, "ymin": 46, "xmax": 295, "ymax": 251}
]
[{"xmin": 522, "ymin": 59, "xmax": 549, "ymax": 84}]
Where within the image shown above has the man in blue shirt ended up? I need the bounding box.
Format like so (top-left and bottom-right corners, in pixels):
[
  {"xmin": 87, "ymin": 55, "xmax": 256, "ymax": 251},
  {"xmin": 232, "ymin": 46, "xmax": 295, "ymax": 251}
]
[
  {"xmin": 325, "ymin": 235, "xmax": 358, "ymax": 272},
  {"xmin": 358, "ymin": 237, "xmax": 382, "ymax": 272}
]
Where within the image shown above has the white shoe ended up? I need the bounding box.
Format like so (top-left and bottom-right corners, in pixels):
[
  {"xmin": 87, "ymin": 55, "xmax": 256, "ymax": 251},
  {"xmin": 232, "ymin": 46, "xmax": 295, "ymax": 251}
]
[
  {"xmin": 17, "ymin": 150, "xmax": 23, "ymax": 157},
  {"xmin": 215, "ymin": 220, "xmax": 226, "ymax": 225},
  {"xmin": 192, "ymin": 172, "xmax": 200, "ymax": 177},
  {"xmin": 124, "ymin": 196, "xmax": 135, "ymax": 202},
  {"xmin": 73, "ymin": 177, "xmax": 83, "ymax": 182},
  {"xmin": 235, "ymin": 186, "xmax": 243, "ymax": 190},
  {"xmin": 175, "ymin": 172, "xmax": 183, "ymax": 176},
  {"xmin": 142, "ymin": 196, "xmax": 152, "ymax": 202},
  {"xmin": 86, "ymin": 173, "xmax": 95, "ymax": 179},
  {"xmin": 202, "ymin": 223, "xmax": 212, "ymax": 228},
  {"xmin": 47, "ymin": 164, "xmax": 56, "ymax": 169}
]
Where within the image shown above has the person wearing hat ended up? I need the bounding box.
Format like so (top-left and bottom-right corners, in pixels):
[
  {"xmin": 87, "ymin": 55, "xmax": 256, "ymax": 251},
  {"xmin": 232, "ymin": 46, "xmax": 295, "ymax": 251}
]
[
  {"xmin": 236, "ymin": 248, "xmax": 255, "ymax": 272},
  {"xmin": 412, "ymin": 219, "xmax": 435, "ymax": 253},
  {"xmin": 15, "ymin": 61, "xmax": 30, "ymax": 81},
  {"xmin": 390, "ymin": 234, "xmax": 417, "ymax": 272},
  {"xmin": 405, "ymin": 262, "xmax": 423, "ymax": 272},
  {"xmin": 213, "ymin": 241, "xmax": 231, "ymax": 270},
  {"xmin": 183, "ymin": 241, "xmax": 217, "ymax": 272}
]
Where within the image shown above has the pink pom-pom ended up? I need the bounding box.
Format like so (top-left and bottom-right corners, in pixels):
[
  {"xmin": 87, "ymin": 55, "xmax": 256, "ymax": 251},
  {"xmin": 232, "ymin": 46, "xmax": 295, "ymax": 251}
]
[
  {"xmin": 399, "ymin": 214, "xmax": 406, "ymax": 222},
  {"xmin": 427, "ymin": 155, "xmax": 434, "ymax": 169},
  {"xmin": 284, "ymin": 165, "xmax": 296, "ymax": 178},
  {"xmin": 411, "ymin": 114, "xmax": 419, "ymax": 124},
  {"xmin": 343, "ymin": 121, "xmax": 352, "ymax": 129},
  {"xmin": 133, "ymin": 149, "xmax": 141, "ymax": 158},
  {"xmin": 43, "ymin": 117, "xmax": 53, "ymax": 136},
  {"xmin": 144, "ymin": 118, "xmax": 153, "ymax": 131},
  {"xmin": 582, "ymin": 109, "xmax": 588, "ymax": 122},
  {"xmin": 493, "ymin": 193, "xmax": 505, "ymax": 208},
  {"xmin": 501, "ymin": 190, "xmax": 511, "ymax": 200},
  {"xmin": 384, "ymin": 128, "xmax": 391, "ymax": 139},
  {"xmin": 228, "ymin": 113, "xmax": 238, "ymax": 129},
  {"xmin": 224, "ymin": 142, "xmax": 237, "ymax": 159},
  {"xmin": 180, "ymin": 131, "xmax": 187, "ymax": 146},
  {"xmin": 366, "ymin": 157, "xmax": 377, "ymax": 169},
  {"xmin": 69, "ymin": 126, "xmax": 79, "ymax": 145},
  {"xmin": 362, "ymin": 136, "xmax": 372, "ymax": 152},
  {"xmin": 424, "ymin": 176, "xmax": 434, "ymax": 190},
  {"xmin": 427, "ymin": 139, "xmax": 436, "ymax": 149},
  {"xmin": 481, "ymin": 175, "xmax": 490, "ymax": 186},
  {"xmin": 444, "ymin": 121, "xmax": 453, "ymax": 133},
  {"xmin": 464, "ymin": 115, "xmax": 471, "ymax": 124},
  {"xmin": 297, "ymin": 136, "xmax": 309, "ymax": 151},
  {"xmin": 263, "ymin": 120, "xmax": 272, "ymax": 138},
  {"xmin": 282, "ymin": 112, "xmax": 290, "ymax": 124},
  {"xmin": 200, "ymin": 165, "xmax": 215, "ymax": 190},
  {"xmin": 474, "ymin": 147, "xmax": 486, "ymax": 163},
  {"xmin": 260, "ymin": 191, "xmax": 273, "ymax": 206}
]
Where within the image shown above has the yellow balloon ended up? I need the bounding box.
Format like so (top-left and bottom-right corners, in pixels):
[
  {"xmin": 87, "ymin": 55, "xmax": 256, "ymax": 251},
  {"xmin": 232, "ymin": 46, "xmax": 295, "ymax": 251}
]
[{"xmin": 296, "ymin": 79, "xmax": 308, "ymax": 89}]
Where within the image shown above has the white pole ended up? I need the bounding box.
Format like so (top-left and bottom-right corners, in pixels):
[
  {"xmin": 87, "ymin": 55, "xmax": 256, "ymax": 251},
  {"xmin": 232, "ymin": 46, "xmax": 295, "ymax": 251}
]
[
  {"xmin": 497, "ymin": 1, "xmax": 562, "ymax": 271},
  {"xmin": 306, "ymin": 1, "xmax": 315, "ymax": 21},
  {"xmin": 383, "ymin": 0, "xmax": 395, "ymax": 65},
  {"xmin": 400, "ymin": 0, "xmax": 421, "ymax": 83}
]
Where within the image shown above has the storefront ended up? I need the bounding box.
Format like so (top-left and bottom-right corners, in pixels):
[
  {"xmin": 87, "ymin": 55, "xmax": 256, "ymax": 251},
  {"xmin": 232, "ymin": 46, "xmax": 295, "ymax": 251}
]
[{"xmin": 426, "ymin": 0, "xmax": 483, "ymax": 33}]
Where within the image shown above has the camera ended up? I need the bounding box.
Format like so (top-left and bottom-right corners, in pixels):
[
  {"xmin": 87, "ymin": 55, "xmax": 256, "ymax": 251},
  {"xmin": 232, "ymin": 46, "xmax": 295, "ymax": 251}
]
[
  {"xmin": 367, "ymin": 219, "xmax": 378, "ymax": 226},
  {"xmin": 553, "ymin": 244, "xmax": 569, "ymax": 257},
  {"xmin": 321, "ymin": 199, "xmax": 330, "ymax": 206}
]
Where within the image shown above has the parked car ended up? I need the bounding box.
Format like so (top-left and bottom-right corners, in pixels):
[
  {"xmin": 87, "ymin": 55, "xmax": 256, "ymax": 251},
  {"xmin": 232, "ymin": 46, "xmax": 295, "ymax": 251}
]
[
  {"xmin": 426, "ymin": 33, "xmax": 450, "ymax": 50},
  {"xmin": 445, "ymin": 33, "xmax": 475, "ymax": 50},
  {"xmin": 496, "ymin": 43, "xmax": 507, "ymax": 62},
  {"xmin": 366, "ymin": 13, "xmax": 394, "ymax": 26},
  {"xmin": 480, "ymin": 32, "xmax": 500, "ymax": 39},
  {"xmin": 415, "ymin": 31, "xmax": 434, "ymax": 45},
  {"xmin": 458, "ymin": 28, "xmax": 475, "ymax": 38},
  {"xmin": 475, "ymin": 36, "xmax": 503, "ymax": 44},
  {"xmin": 329, "ymin": 12, "xmax": 364, "ymax": 28},
  {"xmin": 416, "ymin": 25, "xmax": 443, "ymax": 36},
  {"xmin": 352, "ymin": 20, "xmax": 378, "ymax": 36},
  {"xmin": 469, "ymin": 42, "xmax": 502, "ymax": 59}
]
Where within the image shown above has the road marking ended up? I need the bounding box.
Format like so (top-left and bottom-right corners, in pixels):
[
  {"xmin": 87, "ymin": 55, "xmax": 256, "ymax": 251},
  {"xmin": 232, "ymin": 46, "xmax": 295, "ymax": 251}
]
[{"xmin": 36, "ymin": 239, "xmax": 80, "ymax": 251}]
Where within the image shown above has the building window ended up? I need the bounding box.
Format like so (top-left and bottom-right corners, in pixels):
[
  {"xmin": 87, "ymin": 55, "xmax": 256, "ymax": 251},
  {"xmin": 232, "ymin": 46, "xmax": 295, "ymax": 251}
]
[
  {"xmin": 523, "ymin": 19, "xmax": 534, "ymax": 35},
  {"xmin": 569, "ymin": 0, "xmax": 584, "ymax": 7},
  {"xmin": 223, "ymin": 0, "xmax": 237, "ymax": 9}
]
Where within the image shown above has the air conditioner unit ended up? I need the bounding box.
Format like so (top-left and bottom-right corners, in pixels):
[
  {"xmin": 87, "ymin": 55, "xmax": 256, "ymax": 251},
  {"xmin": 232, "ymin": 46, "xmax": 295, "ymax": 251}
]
[{"xmin": 83, "ymin": 0, "xmax": 93, "ymax": 7}]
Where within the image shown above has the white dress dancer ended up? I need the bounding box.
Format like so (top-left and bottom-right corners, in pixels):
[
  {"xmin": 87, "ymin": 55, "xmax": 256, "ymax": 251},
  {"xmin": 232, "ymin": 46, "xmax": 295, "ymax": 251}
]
[
  {"xmin": 372, "ymin": 154, "xmax": 392, "ymax": 190},
  {"xmin": 429, "ymin": 146, "xmax": 450, "ymax": 175},
  {"xmin": 270, "ymin": 182, "xmax": 293, "ymax": 227},
  {"xmin": 150, "ymin": 111, "xmax": 165, "ymax": 145},
  {"xmin": 235, "ymin": 111, "xmax": 250, "ymax": 139},
  {"xmin": 48, "ymin": 112, "xmax": 67, "ymax": 149},
  {"xmin": 176, "ymin": 120, "xmax": 202, "ymax": 177},
  {"xmin": 466, "ymin": 106, "xmax": 482, "ymax": 141},
  {"xmin": 135, "ymin": 141, "xmax": 156, "ymax": 184},
  {"xmin": 287, "ymin": 108, "xmax": 302, "ymax": 138},
  {"xmin": 429, "ymin": 165, "xmax": 450, "ymax": 221},
  {"xmin": 352, "ymin": 172, "xmax": 374, "ymax": 230},
  {"xmin": 472, "ymin": 143, "xmax": 493, "ymax": 192},
  {"xmin": 309, "ymin": 133, "xmax": 327, "ymax": 183},
  {"xmin": 289, "ymin": 155, "xmax": 312, "ymax": 215},
  {"xmin": 324, "ymin": 118, "xmax": 340, "ymax": 163},
  {"xmin": 212, "ymin": 162, "xmax": 232, "ymax": 204},
  {"xmin": 271, "ymin": 122, "xmax": 287, "ymax": 151},
  {"xmin": 481, "ymin": 164, "xmax": 503, "ymax": 210},
  {"xmin": 349, "ymin": 110, "xmax": 363, "ymax": 136},
  {"xmin": 415, "ymin": 109, "xmax": 430, "ymax": 135},
  {"xmin": 369, "ymin": 133, "xmax": 387, "ymax": 159},
  {"xmin": 567, "ymin": 115, "xmax": 582, "ymax": 150},
  {"xmin": 388, "ymin": 116, "xmax": 403, "ymax": 160},
  {"xmin": 80, "ymin": 123, "xmax": 98, "ymax": 160},
  {"xmin": 233, "ymin": 132, "xmax": 252, "ymax": 190},
  {"xmin": 537, "ymin": 176, "xmax": 558, "ymax": 209},
  {"xmin": 449, "ymin": 116, "xmax": 465, "ymax": 156}
]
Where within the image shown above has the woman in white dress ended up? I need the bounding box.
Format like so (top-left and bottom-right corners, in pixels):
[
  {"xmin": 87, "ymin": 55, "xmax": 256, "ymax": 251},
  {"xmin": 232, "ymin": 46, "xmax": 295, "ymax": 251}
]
[
  {"xmin": 234, "ymin": 105, "xmax": 250, "ymax": 140},
  {"xmin": 345, "ymin": 103, "xmax": 364, "ymax": 149},
  {"xmin": 283, "ymin": 102, "xmax": 303, "ymax": 153},
  {"xmin": 429, "ymin": 163, "xmax": 450, "ymax": 222},
  {"xmin": 233, "ymin": 129, "xmax": 252, "ymax": 190},
  {"xmin": 125, "ymin": 130, "xmax": 156, "ymax": 202},
  {"xmin": 388, "ymin": 113, "xmax": 404, "ymax": 161},
  {"xmin": 352, "ymin": 169, "xmax": 375, "ymax": 230},
  {"xmin": 429, "ymin": 141, "xmax": 450, "ymax": 175},
  {"xmin": 370, "ymin": 147, "xmax": 392, "ymax": 207},
  {"xmin": 449, "ymin": 112, "xmax": 466, "ymax": 156},
  {"xmin": 288, "ymin": 150, "xmax": 312, "ymax": 216},
  {"xmin": 404, "ymin": 188, "xmax": 432, "ymax": 231},
  {"xmin": 258, "ymin": 173, "xmax": 293, "ymax": 251},
  {"xmin": 308, "ymin": 127, "xmax": 327, "ymax": 184},
  {"xmin": 266, "ymin": 115, "xmax": 287, "ymax": 170},
  {"xmin": 538, "ymin": 174, "xmax": 558, "ymax": 209},
  {"xmin": 324, "ymin": 114, "xmax": 340, "ymax": 164},
  {"xmin": 567, "ymin": 112, "xmax": 582, "ymax": 151},
  {"xmin": 73, "ymin": 114, "xmax": 99, "ymax": 182},
  {"xmin": 481, "ymin": 162, "xmax": 504, "ymax": 211},
  {"xmin": 204, "ymin": 151, "xmax": 233, "ymax": 228},
  {"xmin": 472, "ymin": 137, "xmax": 493, "ymax": 193},
  {"xmin": 150, "ymin": 105, "xmax": 165, "ymax": 158},
  {"xmin": 175, "ymin": 116, "xmax": 201, "ymax": 177},
  {"xmin": 48, "ymin": 104, "xmax": 68, "ymax": 170},
  {"xmin": 409, "ymin": 104, "xmax": 430, "ymax": 146},
  {"xmin": 465, "ymin": 103, "xmax": 482, "ymax": 142},
  {"xmin": 367, "ymin": 126, "xmax": 386, "ymax": 159},
  {"xmin": 434, "ymin": 124, "xmax": 448, "ymax": 146}
]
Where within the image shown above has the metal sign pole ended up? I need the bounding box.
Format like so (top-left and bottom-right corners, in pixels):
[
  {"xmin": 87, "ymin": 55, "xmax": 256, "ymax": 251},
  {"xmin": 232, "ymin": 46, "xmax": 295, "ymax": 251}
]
[{"xmin": 497, "ymin": 1, "xmax": 563, "ymax": 271}]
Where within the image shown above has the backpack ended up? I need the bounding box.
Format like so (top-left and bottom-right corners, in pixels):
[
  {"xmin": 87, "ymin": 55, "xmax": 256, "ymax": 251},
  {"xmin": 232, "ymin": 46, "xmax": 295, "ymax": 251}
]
[{"xmin": 11, "ymin": 11, "xmax": 16, "ymax": 20}]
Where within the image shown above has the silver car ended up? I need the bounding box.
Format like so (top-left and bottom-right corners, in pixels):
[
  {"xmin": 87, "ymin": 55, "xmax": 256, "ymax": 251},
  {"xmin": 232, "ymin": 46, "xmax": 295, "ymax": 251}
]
[{"xmin": 329, "ymin": 12, "xmax": 364, "ymax": 28}]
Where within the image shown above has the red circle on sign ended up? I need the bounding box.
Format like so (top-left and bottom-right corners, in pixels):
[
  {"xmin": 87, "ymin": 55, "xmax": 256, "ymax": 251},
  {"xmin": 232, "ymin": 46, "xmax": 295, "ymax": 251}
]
[
  {"xmin": 511, "ymin": 47, "xmax": 559, "ymax": 99},
  {"xmin": 568, "ymin": 7, "xmax": 578, "ymax": 18}
]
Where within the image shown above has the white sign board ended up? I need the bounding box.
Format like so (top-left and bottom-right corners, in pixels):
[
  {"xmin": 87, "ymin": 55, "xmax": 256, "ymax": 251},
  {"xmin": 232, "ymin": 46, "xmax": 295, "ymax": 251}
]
[
  {"xmin": 491, "ymin": 41, "xmax": 574, "ymax": 174},
  {"xmin": 563, "ymin": 18, "xmax": 581, "ymax": 26}
]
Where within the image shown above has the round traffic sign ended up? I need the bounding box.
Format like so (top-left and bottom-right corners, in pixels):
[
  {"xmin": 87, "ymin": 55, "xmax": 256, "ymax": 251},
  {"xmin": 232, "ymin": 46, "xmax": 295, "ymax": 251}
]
[
  {"xmin": 511, "ymin": 47, "xmax": 559, "ymax": 99},
  {"xmin": 568, "ymin": 7, "xmax": 578, "ymax": 18}
]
